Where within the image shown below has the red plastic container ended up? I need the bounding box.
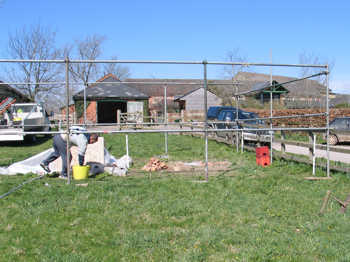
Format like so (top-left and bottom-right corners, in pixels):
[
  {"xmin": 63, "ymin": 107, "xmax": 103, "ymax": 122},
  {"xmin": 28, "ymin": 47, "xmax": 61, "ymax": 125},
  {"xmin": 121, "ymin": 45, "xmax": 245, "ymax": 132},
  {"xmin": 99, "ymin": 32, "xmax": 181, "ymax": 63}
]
[
  {"xmin": 256, "ymin": 146, "xmax": 269, "ymax": 157},
  {"xmin": 256, "ymin": 155, "xmax": 271, "ymax": 166},
  {"xmin": 256, "ymin": 146, "xmax": 270, "ymax": 166}
]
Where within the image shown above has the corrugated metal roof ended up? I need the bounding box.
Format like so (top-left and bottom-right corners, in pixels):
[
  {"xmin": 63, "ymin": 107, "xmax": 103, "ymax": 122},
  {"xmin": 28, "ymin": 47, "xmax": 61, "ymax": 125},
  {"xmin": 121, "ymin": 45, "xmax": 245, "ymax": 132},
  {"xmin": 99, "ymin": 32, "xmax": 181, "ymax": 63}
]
[
  {"xmin": 174, "ymin": 87, "xmax": 202, "ymax": 100},
  {"xmin": 73, "ymin": 76, "xmax": 149, "ymax": 100},
  {"xmin": 236, "ymin": 80, "xmax": 289, "ymax": 96},
  {"xmin": 124, "ymin": 78, "xmax": 202, "ymax": 97},
  {"xmin": 251, "ymin": 81, "xmax": 270, "ymax": 92},
  {"xmin": 174, "ymin": 87, "xmax": 221, "ymax": 101}
]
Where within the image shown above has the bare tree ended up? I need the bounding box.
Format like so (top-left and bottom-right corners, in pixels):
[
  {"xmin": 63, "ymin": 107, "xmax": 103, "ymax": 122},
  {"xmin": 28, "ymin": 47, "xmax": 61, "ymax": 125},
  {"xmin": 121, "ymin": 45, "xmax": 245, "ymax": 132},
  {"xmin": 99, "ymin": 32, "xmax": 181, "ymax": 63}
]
[
  {"xmin": 67, "ymin": 34, "xmax": 106, "ymax": 123},
  {"xmin": 103, "ymin": 56, "xmax": 131, "ymax": 80},
  {"xmin": 223, "ymin": 48, "xmax": 249, "ymax": 80},
  {"xmin": 299, "ymin": 51, "xmax": 335, "ymax": 85},
  {"xmin": 68, "ymin": 34, "xmax": 106, "ymax": 86},
  {"xmin": 6, "ymin": 23, "xmax": 63, "ymax": 101},
  {"xmin": 210, "ymin": 49, "xmax": 250, "ymax": 105}
]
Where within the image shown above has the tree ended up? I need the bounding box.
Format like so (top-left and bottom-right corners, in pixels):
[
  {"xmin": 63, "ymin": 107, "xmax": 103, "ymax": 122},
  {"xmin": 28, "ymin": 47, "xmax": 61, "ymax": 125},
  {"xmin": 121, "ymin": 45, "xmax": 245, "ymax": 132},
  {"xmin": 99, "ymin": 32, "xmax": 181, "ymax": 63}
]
[
  {"xmin": 223, "ymin": 48, "xmax": 249, "ymax": 80},
  {"xmin": 103, "ymin": 56, "xmax": 131, "ymax": 80},
  {"xmin": 299, "ymin": 51, "xmax": 334, "ymax": 86},
  {"xmin": 68, "ymin": 34, "xmax": 106, "ymax": 86},
  {"xmin": 66, "ymin": 34, "xmax": 106, "ymax": 123},
  {"xmin": 6, "ymin": 23, "xmax": 63, "ymax": 101},
  {"xmin": 211, "ymin": 49, "xmax": 250, "ymax": 105}
]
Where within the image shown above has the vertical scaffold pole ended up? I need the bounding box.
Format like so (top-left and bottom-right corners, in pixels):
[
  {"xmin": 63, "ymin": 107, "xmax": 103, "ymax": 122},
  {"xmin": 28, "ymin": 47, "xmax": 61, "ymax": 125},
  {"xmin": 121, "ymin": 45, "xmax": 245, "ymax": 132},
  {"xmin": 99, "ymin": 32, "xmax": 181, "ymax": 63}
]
[
  {"xmin": 65, "ymin": 57, "xmax": 71, "ymax": 184},
  {"xmin": 126, "ymin": 134, "xmax": 129, "ymax": 158},
  {"xmin": 326, "ymin": 65, "xmax": 330, "ymax": 177},
  {"xmin": 235, "ymin": 86, "xmax": 239, "ymax": 152},
  {"xmin": 83, "ymin": 84, "xmax": 87, "ymax": 126},
  {"xmin": 203, "ymin": 61, "xmax": 209, "ymax": 181},
  {"xmin": 164, "ymin": 84, "xmax": 168, "ymax": 157},
  {"xmin": 270, "ymin": 51, "xmax": 273, "ymax": 164},
  {"xmin": 312, "ymin": 133, "xmax": 316, "ymax": 175},
  {"xmin": 270, "ymin": 88, "xmax": 273, "ymax": 164}
]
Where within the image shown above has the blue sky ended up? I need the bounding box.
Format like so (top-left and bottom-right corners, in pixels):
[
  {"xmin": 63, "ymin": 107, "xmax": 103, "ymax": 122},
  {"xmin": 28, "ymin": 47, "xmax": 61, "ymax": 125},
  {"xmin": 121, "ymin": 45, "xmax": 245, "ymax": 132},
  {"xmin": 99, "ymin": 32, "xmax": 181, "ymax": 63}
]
[{"xmin": 1, "ymin": 0, "xmax": 349, "ymax": 93}]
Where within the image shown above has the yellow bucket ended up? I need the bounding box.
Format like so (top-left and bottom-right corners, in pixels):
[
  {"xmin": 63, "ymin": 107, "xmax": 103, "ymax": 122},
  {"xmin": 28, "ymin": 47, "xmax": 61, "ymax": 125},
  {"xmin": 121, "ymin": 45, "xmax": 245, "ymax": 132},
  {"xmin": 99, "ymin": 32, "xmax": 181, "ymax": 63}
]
[{"xmin": 72, "ymin": 165, "xmax": 90, "ymax": 180}]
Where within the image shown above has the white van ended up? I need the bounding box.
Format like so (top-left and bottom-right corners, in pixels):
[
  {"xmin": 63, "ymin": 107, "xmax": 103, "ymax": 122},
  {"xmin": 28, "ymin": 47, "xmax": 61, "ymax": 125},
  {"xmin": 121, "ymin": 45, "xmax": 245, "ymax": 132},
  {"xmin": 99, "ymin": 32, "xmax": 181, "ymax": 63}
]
[{"xmin": 0, "ymin": 103, "xmax": 51, "ymax": 141}]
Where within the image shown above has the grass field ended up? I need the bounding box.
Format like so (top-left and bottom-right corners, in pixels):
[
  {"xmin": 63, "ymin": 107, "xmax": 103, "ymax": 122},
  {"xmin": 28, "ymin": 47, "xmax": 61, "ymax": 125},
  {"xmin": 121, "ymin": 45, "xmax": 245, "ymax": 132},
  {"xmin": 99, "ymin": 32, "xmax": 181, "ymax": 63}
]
[{"xmin": 1, "ymin": 133, "xmax": 350, "ymax": 261}]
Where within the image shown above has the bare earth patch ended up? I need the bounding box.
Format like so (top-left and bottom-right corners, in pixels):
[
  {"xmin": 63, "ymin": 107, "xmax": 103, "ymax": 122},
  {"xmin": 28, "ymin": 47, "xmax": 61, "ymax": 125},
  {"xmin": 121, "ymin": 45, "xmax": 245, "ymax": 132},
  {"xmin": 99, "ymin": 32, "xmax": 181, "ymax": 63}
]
[{"xmin": 167, "ymin": 160, "xmax": 232, "ymax": 172}]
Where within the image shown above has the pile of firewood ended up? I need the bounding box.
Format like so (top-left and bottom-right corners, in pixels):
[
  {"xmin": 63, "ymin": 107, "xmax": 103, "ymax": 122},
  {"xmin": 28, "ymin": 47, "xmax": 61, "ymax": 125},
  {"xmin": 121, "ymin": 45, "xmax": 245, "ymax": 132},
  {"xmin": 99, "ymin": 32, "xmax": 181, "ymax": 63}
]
[{"xmin": 142, "ymin": 157, "xmax": 168, "ymax": 172}]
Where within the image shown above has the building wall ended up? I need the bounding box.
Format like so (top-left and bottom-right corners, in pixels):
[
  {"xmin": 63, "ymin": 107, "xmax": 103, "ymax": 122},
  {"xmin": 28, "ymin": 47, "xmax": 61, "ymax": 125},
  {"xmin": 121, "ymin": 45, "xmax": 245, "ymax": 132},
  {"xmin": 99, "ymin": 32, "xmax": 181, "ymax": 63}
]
[
  {"xmin": 82, "ymin": 101, "xmax": 97, "ymax": 124},
  {"xmin": 61, "ymin": 90, "xmax": 221, "ymax": 123},
  {"xmin": 182, "ymin": 89, "xmax": 222, "ymax": 111},
  {"xmin": 60, "ymin": 102, "xmax": 97, "ymax": 124},
  {"xmin": 148, "ymin": 96, "xmax": 176, "ymax": 111}
]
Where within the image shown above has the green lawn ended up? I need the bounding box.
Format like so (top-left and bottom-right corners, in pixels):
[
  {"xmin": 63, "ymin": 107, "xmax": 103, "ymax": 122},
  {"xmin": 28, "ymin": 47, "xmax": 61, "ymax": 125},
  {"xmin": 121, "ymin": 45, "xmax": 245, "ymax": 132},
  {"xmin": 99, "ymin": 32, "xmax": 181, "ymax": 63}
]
[
  {"xmin": 274, "ymin": 131, "xmax": 326, "ymax": 144},
  {"xmin": 1, "ymin": 133, "xmax": 350, "ymax": 261}
]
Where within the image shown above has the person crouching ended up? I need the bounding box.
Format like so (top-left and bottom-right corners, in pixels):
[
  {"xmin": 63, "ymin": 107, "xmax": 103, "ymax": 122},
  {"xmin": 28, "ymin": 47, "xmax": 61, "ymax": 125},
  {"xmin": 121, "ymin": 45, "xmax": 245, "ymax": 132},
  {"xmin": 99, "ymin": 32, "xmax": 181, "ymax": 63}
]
[{"xmin": 40, "ymin": 128, "xmax": 98, "ymax": 179}]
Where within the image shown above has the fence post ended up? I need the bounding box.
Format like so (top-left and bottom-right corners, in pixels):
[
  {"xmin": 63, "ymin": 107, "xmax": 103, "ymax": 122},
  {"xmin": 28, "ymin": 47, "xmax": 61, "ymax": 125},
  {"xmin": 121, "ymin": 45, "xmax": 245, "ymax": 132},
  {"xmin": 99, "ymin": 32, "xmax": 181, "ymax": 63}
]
[
  {"xmin": 257, "ymin": 133, "xmax": 261, "ymax": 147},
  {"xmin": 281, "ymin": 130, "xmax": 286, "ymax": 155},
  {"xmin": 308, "ymin": 131, "xmax": 314, "ymax": 162},
  {"xmin": 117, "ymin": 110, "xmax": 121, "ymax": 130},
  {"xmin": 126, "ymin": 134, "xmax": 129, "ymax": 158},
  {"xmin": 117, "ymin": 110, "xmax": 121, "ymax": 124},
  {"xmin": 308, "ymin": 132, "xmax": 317, "ymax": 175}
]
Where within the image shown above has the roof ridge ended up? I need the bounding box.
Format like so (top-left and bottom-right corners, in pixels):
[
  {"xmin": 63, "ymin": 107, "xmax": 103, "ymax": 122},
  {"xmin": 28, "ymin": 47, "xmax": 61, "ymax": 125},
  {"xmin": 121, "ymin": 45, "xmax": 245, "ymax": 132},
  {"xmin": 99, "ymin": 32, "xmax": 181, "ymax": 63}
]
[
  {"xmin": 125, "ymin": 78, "xmax": 203, "ymax": 82},
  {"xmin": 236, "ymin": 71, "xmax": 296, "ymax": 80},
  {"xmin": 96, "ymin": 73, "xmax": 120, "ymax": 82}
]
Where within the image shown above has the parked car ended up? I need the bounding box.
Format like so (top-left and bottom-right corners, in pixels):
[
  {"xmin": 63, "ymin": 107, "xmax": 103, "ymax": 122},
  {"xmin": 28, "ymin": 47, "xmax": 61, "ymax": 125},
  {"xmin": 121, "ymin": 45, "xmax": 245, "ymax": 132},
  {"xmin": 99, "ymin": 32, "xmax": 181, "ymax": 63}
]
[
  {"xmin": 207, "ymin": 106, "xmax": 238, "ymax": 120},
  {"xmin": 326, "ymin": 117, "xmax": 350, "ymax": 145},
  {"xmin": 216, "ymin": 110, "xmax": 271, "ymax": 144},
  {"xmin": 207, "ymin": 106, "xmax": 239, "ymax": 129}
]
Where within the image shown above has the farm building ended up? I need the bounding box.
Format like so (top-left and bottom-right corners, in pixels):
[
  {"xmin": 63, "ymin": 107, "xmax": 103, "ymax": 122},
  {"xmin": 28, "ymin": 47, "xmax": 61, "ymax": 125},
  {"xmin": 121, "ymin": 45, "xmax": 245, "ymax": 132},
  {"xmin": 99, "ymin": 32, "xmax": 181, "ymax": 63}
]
[
  {"xmin": 235, "ymin": 80, "xmax": 289, "ymax": 103},
  {"xmin": 174, "ymin": 87, "xmax": 222, "ymax": 111},
  {"xmin": 206, "ymin": 72, "xmax": 333, "ymax": 109},
  {"xmin": 233, "ymin": 72, "xmax": 333, "ymax": 108},
  {"xmin": 72, "ymin": 74, "xmax": 149, "ymax": 124},
  {"xmin": 69, "ymin": 76, "xmax": 222, "ymax": 124},
  {"xmin": 66, "ymin": 71, "xmax": 333, "ymax": 124},
  {"xmin": 125, "ymin": 78, "xmax": 222, "ymax": 119}
]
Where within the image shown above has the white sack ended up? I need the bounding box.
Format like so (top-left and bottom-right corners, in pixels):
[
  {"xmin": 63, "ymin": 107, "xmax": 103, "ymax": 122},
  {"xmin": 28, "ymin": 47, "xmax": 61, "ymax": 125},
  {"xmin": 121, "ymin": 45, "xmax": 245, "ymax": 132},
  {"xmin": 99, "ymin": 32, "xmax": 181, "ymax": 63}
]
[{"xmin": 0, "ymin": 148, "xmax": 132, "ymax": 176}]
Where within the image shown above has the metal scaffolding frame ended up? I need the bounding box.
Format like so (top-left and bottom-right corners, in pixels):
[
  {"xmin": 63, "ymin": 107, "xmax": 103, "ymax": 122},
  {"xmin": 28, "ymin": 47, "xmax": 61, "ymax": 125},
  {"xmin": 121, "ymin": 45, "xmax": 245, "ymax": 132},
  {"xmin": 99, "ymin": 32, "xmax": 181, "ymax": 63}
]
[{"xmin": 0, "ymin": 58, "xmax": 329, "ymax": 183}]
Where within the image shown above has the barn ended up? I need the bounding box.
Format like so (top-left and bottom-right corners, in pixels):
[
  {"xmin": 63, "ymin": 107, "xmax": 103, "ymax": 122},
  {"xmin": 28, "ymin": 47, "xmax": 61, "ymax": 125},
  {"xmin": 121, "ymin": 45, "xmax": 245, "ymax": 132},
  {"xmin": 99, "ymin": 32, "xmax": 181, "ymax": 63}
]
[
  {"xmin": 72, "ymin": 74, "xmax": 149, "ymax": 124},
  {"xmin": 125, "ymin": 78, "xmax": 222, "ymax": 119},
  {"xmin": 174, "ymin": 87, "xmax": 223, "ymax": 111}
]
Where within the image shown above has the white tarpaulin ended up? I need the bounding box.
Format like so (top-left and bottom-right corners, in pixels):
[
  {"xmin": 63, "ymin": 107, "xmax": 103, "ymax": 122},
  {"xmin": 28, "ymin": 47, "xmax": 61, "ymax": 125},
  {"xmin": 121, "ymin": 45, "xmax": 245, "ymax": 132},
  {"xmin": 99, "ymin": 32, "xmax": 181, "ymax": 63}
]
[{"xmin": 0, "ymin": 148, "xmax": 132, "ymax": 176}]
